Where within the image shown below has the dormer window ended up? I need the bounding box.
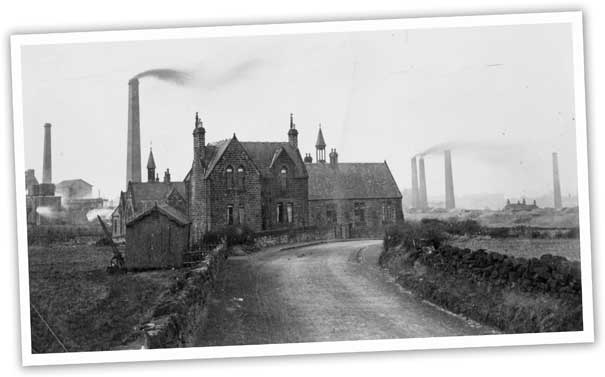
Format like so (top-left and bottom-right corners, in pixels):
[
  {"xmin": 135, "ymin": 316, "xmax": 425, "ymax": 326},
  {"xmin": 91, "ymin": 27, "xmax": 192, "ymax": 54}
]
[{"xmin": 226, "ymin": 166, "xmax": 234, "ymax": 190}]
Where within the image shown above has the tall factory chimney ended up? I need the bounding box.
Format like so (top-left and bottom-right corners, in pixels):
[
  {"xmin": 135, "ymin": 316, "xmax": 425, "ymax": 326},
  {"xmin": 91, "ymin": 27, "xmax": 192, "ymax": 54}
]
[
  {"xmin": 418, "ymin": 157, "xmax": 428, "ymax": 209},
  {"xmin": 444, "ymin": 150, "xmax": 455, "ymax": 210},
  {"xmin": 42, "ymin": 123, "xmax": 52, "ymax": 184},
  {"xmin": 552, "ymin": 152, "xmax": 562, "ymax": 209},
  {"xmin": 126, "ymin": 78, "xmax": 142, "ymax": 185},
  {"xmin": 411, "ymin": 157, "xmax": 419, "ymax": 208}
]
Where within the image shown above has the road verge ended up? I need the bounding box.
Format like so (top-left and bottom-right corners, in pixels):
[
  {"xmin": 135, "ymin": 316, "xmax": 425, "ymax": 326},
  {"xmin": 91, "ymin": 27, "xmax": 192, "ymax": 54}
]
[{"xmin": 379, "ymin": 243, "xmax": 583, "ymax": 333}]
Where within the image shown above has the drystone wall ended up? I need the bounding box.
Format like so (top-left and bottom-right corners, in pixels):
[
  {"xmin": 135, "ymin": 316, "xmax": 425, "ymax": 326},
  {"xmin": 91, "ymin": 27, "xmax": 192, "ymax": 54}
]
[
  {"xmin": 136, "ymin": 243, "xmax": 227, "ymax": 349},
  {"xmin": 379, "ymin": 244, "xmax": 583, "ymax": 333}
]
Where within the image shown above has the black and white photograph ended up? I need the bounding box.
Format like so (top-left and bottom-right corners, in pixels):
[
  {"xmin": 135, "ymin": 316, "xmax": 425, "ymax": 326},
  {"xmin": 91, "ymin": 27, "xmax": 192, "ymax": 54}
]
[{"xmin": 9, "ymin": 12, "xmax": 593, "ymax": 366}]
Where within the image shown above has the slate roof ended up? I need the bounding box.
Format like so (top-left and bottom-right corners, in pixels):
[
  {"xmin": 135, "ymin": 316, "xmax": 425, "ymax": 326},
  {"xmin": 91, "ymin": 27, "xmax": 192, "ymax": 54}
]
[
  {"xmin": 306, "ymin": 162, "xmax": 402, "ymax": 201},
  {"xmin": 240, "ymin": 141, "xmax": 307, "ymax": 178},
  {"xmin": 126, "ymin": 203, "xmax": 189, "ymax": 226},
  {"xmin": 129, "ymin": 181, "xmax": 187, "ymax": 212},
  {"xmin": 197, "ymin": 136, "xmax": 307, "ymax": 179}
]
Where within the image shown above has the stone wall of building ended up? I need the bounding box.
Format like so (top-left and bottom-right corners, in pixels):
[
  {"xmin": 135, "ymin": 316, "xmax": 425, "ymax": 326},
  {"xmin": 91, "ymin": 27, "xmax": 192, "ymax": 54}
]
[
  {"xmin": 260, "ymin": 150, "xmax": 308, "ymax": 230},
  {"xmin": 206, "ymin": 140, "xmax": 263, "ymax": 233},
  {"xmin": 309, "ymin": 197, "xmax": 403, "ymax": 237}
]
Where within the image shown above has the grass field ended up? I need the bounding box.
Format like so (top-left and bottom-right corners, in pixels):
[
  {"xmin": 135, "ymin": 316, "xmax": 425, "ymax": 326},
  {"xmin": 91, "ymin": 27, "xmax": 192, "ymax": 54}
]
[
  {"xmin": 447, "ymin": 237, "xmax": 581, "ymax": 261},
  {"xmin": 28, "ymin": 242, "xmax": 181, "ymax": 353}
]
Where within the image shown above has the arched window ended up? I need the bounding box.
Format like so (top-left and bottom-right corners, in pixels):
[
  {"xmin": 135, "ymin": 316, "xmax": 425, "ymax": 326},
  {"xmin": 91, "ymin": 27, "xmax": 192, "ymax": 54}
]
[
  {"xmin": 226, "ymin": 166, "xmax": 234, "ymax": 190},
  {"xmin": 237, "ymin": 166, "xmax": 245, "ymax": 191},
  {"xmin": 280, "ymin": 166, "xmax": 288, "ymax": 191}
]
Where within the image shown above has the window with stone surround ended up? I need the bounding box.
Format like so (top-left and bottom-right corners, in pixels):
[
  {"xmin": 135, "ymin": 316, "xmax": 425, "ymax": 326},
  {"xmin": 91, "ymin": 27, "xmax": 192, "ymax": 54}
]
[
  {"xmin": 227, "ymin": 205, "xmax": 234, "ymax": 225},
  {"xmin": 354, "ymin": 202, "xmax": 366, "ymax": 225},
  {"xmin": 280, "ymin": 166, "xmax": 287, "ymax": 192},
  {"xmin": 238, "ymin": 204, "xmax": 245, "ymax": 224},
  {"xmin": 326, "ymin": 203, "xmax": 337, "ymax": 224},
  {"xmin": 237, "ymin": 166, "xmax": 245, "ymax": 191},
  {"xmin": 226, "ymin": 166, "xmax": 234, "ymax": 190},
  {"xmin": 287, "ymin": 202, "xmax": 293, "ymax": 223},
  {"xmin": 277, "ymin": 202, "xmax": 284, "ymax": 223}
]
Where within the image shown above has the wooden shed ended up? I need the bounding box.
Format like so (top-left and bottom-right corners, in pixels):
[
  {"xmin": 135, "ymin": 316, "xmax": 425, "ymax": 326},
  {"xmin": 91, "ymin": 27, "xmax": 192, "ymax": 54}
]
[{"xmin": 125, "ymin": 203, "xmax": 190, "ymax": 270}]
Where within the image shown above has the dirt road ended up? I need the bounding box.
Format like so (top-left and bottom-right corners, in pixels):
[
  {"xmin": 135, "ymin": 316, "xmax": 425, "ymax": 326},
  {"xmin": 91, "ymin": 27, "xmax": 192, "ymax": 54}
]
[{"xmin": 195, "ymin": 240, "xmax": 495, "ymax": 346}]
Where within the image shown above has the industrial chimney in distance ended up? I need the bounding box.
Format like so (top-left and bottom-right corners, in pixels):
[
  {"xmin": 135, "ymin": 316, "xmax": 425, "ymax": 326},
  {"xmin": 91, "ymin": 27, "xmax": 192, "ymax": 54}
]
[
  {"xmin": 552, "ymin": 152, "xmax": 562, "ymax": 209},
  {"xmin": 126, "ymin": 78, "xmax": 142, "ymax": 186},
  {"xmin": 444, "ymin": 150, "xmax": 455, "ymax": 210},
  {"xmin": 411, "ymin": 157, "xmax": 419, "ymax": 208},
  {"xmin": 42, "ymin": 123, "xmax": 52, "ymax": 184},
  {"xmin": 418, "ymin": 156, "xmax": 428, "ymax": 209}
]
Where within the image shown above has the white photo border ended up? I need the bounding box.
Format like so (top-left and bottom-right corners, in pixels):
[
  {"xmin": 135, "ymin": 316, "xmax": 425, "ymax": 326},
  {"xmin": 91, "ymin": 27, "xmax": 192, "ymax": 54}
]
[{"xmin": 10, "ymin": 11, "xmax": 593, "ymax": 367}]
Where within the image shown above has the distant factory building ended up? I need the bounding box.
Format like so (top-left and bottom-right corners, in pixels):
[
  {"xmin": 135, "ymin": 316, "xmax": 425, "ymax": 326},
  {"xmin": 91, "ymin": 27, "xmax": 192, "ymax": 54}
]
[
  {"xmin": 25, "ymin": 124, "xmax": 61, "ymax": 225},
  {"xmin": 56, "ymin": 179, "xmax": 93, "ymax": 200},
  {"xmin": 503, "ymin": 198, "xmax": 538, "ymax": 212}
]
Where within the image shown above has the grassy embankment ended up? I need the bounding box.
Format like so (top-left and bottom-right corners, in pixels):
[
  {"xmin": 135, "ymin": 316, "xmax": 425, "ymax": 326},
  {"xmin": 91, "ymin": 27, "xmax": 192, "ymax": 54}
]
[
  {"xmin": 380, "ymin": 220, "xmax": 583, "ymax": 333},
  {"xmin": 28, "ymin": 243, "xmax": 183, "ymax": 353}
]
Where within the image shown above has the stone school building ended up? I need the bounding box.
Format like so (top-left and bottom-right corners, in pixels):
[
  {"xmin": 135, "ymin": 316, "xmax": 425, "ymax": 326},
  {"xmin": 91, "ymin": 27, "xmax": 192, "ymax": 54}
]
[{"xmin": 112, "ymin": 113, "xmax": 403, "ymax": 247}]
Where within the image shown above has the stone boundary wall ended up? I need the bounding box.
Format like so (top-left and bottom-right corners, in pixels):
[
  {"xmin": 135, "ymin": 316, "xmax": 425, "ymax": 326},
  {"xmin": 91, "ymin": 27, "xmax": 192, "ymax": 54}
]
[
  {"xmin": 253, "ymin": 226, "xmax": 337, "ymax": 249},
  {"xmin": 133, "ymin": 243, "xmax": 227, "ymax": 349},
  {"xmin": 27, "ymin": 224, "xmax": 104, "ymax": 245},
  {"xmin": 379, "ymin": 243, "xmax": 583, "ymax": 333}
]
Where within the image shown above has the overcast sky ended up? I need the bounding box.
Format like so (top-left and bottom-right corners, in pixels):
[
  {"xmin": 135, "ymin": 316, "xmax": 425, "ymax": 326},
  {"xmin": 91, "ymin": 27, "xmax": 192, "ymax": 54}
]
[{"xmin": 19, "ymin": 22, "xmax": 578, "ymax": 202}]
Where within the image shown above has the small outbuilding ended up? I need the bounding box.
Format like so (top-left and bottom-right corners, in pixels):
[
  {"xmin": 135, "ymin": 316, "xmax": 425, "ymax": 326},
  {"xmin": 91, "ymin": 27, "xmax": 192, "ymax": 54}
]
[{"xmin": 125, "ymin": 203, "xmax": 190, "ymax": 270}]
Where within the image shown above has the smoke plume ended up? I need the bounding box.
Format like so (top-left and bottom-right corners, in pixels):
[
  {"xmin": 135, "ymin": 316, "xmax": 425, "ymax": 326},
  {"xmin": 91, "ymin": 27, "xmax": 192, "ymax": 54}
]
[
  {"xmin": 133, "ymin": 69, "xmax": 192, "ymax": 85},
  {"xmin": 36, "ymin": 206, "xmax": 64, "ymax": 220},
  {"xmin": 414, "ymin": 140, "xmax": 550, "ymax": 169},
  {"xmin": 86, "ymin": 208, "xmax": 114, "ymax": 222},
  {"xmin": 131, "ymin": 59, "xmax": 264, "ymax": 88},
  {"xmin": 416, "ymin": 141, "xmax": 529, "ymax": 158}
]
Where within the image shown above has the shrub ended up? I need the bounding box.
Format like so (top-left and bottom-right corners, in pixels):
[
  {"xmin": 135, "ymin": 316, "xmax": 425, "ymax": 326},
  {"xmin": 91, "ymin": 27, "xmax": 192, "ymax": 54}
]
[
  {"xmin": 384, "ymin": 220, "xmax": 448, "ymax": 250},
  {"xmin": 200, "ymin": 225, "xmax": 256, "ymax": 248}
]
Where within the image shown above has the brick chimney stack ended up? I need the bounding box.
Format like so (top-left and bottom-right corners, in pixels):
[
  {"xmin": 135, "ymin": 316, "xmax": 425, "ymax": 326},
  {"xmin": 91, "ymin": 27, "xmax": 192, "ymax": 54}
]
[
  {"xmin": 164, "ymin": 168, "xmax": 171, "ymax": 183},
  {"xmin": 411, "ymin": 157, "xmax": 419, "ymax": 208},
  {"xmin": 126, "ymin": 78, "xmax": 141, "ymax": 186},
  {"xmin": 552, "ymin": 152, "xmax": 562, "ymax": 209},
  {"xmin": 193, "ymin": 112, "xmax": 206, "ymax": 161},
  {"xmin": 288, "ymin": 113, "xmax": 298, "ymax": 149},
  {"xmin": 42, "ymin": 123, "xmax": 52, "ymax": 184},
  {"xmin": 444, "ymin": 150, "xmax": 455, "ymax": 210},
  {"xmin": 418, "ymin": 157, "xmax": 428, "ymax": 209},
  {"xmin": 329, "ymin": 148, "xmax": 339, "ymax": 167},
  {"xmin": 190, "ymin": 112, "xmax": 207, "ymax": 244}
]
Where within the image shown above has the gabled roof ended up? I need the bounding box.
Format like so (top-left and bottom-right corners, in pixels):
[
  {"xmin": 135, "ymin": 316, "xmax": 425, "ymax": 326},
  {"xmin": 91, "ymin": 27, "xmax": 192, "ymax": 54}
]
[
  {"xmin": 306, "ymin": 162, "xmax": 402, "ymax": 200},
  {"xmin": 128, "ymin": 181, "xmax": 187, "ymax": 212},
  {"xmin": 197, "ymin": 136, "xmax": 306, "ymax": 179},
  {"xmin": 240, "ymin": 141, "xmax": 307, "ymax": 178},
  {"xmin": 203, "ymin": 138, "xmax": 234, "ymax": 178},
  {"xmin": 126, "ymin": 203, "xmax": 189, "ymax": 227}
]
